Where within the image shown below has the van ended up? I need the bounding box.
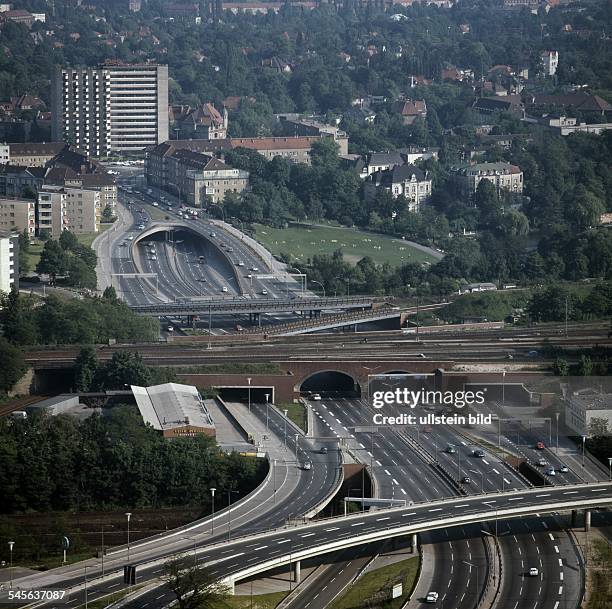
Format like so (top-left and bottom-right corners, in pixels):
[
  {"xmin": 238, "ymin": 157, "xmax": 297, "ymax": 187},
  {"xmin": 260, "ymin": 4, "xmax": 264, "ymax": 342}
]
[{"xmin": 10, "ymin": 411, "xmax": 27, "ymax": 419}]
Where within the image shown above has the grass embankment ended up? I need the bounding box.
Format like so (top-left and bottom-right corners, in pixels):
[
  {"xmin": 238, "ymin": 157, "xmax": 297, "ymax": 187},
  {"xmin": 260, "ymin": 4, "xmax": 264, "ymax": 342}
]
[
  {"xmin": 225, "ymin": 591, "xmax": 288, "ymax": 609},
  {"xmin": 279, "ymin": 402, "xmax": 307, "ymax": 432},
  {"xmin": 587, "ymin": 538, "xmax": 612, "ymax": 609},
  {"xmin": 330, "ymin": 556, "xmax": 420, "ymax": 609},
  {"xmin": 253, "ymin": 224, "xmax": 438, "ymax": 267}
]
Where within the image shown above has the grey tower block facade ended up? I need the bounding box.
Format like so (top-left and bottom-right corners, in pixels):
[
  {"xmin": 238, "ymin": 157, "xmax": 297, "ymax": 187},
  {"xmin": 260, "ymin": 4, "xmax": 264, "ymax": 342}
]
[{"xmin": 52, "ymin": 63, "xmax": 169, "ymax": 157}]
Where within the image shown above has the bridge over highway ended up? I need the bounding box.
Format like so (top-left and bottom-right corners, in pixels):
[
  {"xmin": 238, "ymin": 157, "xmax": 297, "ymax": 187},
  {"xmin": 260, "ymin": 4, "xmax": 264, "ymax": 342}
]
[
  {"xmin": 129, "ymin": 295, "xmax": 389, "ymax": 317},
  {"xmin": 21, "ymin": 482, "xmax": 612, "ymax": 608}
]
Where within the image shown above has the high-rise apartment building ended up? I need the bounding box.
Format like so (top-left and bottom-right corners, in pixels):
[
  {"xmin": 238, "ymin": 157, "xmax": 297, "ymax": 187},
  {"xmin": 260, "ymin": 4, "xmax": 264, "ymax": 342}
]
[
  {"xmin": 51, "ymin": 63, "xmax": 169, "ymax": 157},
  {"xmin": 0, "ymin": 230, "xmax": 18, "ymax": 293}
]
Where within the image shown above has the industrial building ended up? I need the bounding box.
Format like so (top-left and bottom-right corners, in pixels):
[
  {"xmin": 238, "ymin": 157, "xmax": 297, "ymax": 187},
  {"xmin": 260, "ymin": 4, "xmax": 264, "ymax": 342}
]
[{"xmin": 131, "ymin": 383, "xmax": 216, "ymax": 438}]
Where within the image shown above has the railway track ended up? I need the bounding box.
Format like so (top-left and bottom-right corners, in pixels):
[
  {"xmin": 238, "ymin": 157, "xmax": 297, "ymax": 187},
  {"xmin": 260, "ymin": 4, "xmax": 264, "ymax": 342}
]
[{"xmin": 0, "ymin": 395, "xmax": 48, "ymax": 417}]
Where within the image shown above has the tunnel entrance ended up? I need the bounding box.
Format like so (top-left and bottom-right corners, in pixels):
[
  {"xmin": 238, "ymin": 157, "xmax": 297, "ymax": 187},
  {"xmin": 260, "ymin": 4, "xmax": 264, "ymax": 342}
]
[
  {"xmin": 300, "ymin": 371, "xmax": 361, "ymax": 398},
  {"xmin": 217, "ymin": 386, "xmax": 275, "ymax": 404}
]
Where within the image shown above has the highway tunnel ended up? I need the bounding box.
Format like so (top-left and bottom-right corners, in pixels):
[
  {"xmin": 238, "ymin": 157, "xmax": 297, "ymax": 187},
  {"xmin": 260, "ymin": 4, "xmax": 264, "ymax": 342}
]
[
  {"xmin": 217, "ymin": 386, "xmax": 276, "ymax": 404},
  {"xmin": 300, "ymin": 371, "xmax": 361, "ymax": 397}
]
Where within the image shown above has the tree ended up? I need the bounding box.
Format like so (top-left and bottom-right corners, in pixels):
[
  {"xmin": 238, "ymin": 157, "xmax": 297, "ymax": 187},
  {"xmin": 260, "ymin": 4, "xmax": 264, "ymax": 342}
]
[
  {"xmin": 66, "ymin": 257, "xmax": 97, "ymax": 290},
  {"xmin": 310, "ymin": 138, "xmax": 340, "ymax": 170},
  {"xmin": 74, "ymin": 346, "xmax": 98, "ymax": 392},
  {"xmin": 95, "ymin": 351, "xmax": 152, "ymax": 390},
  {"xmin": 165, "ymin": 557, "xmax": 230, "ymax": 609},
  {"xmin": 18, "ymin": 229, "xmax": 30, "ymax": 275},
  {"xmin": 0, "ymin": 288, "xmax": 38, "ymax": 345},
  {"xmin": 59, "ymin": 231, "xmax": 79, "ymax": 252},
  {"xmin": 0, "ymin": 337, "xmax": 26, "ymax": 393},
  {"xmin": 552, "ymin": 357, "xmax": 569, "ymax": 376},
  {"xmin": 103, "ymin": 286, "xmax": 118, "ymax": 302},
  {"xmin": 36, "ymin": 240, "xmax": 66, "ymax": 285},
  {"xmin": 102, "ymin": 206, "xmax": 116, "ymax": 222},
  {"xmin": 577, "ymin": 355, "xmax": 593, "ymax": 377}
]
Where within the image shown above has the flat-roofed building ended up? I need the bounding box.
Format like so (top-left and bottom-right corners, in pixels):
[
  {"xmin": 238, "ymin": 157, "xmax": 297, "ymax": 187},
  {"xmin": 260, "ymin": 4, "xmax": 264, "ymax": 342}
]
[
  {"xmin": 565, "ymin": 389, "xmax": 612, "ymax": 437},
  {"xmin": 131, "ymin": 383, "xmax": 216, "ymax": 438},
  {"xmin": 453, "ymin": 162, "xmax": 523, "ymax": 195},
  {"xmin": 0, "ymin": 197, "xmax": 36, "ymax": 236}
]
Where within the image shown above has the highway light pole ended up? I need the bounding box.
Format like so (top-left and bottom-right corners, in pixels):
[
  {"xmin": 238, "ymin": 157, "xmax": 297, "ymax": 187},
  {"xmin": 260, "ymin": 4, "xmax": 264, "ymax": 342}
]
[
  {"xmin": 8, "ymin": 541, "xmax": 14, "ymax": 589},
  {"xmin": 247, "ymin": 377, "xmax": 252, "ymax": 413},
  {"xmin": 556, "ymin": 412, "xmax": 560, "ymax": 454},
  {"xmin": 608, "ymin": 457, "xmax": 612, "ymax": 481},
  {"xmin": 310, "ymin": 280, "xmax": 325, "ymax": 297},
  {"xmin": 582, "ymin": 435, "xmax": 586, "ymax": 468},
  {"xmin": 84, "ymin": 566, "xmax": 88, "ymax": 609},
  {"xmin": 226, "ymin": 489, "xmax": 239, "ymax": 540},
  {"xmin": 210, "ymin": 488, "xmax": 216, "ymax": 535},
  {"xmin": 462, "ymin": 560, "xmax": 480, "ymax": 605},
  {"xmin": 502, "ymin": 370, "xmax": 506, "ymax": 406},
  {"xmin": 125, "ymin": 512, "xmax": 132, "ymax": 563},
  {"xmin": 265, "ymin": 393, "xmax": 270, "ymax": 432},
  {"xmin": 273, "ymin": 459, "xmax": 277, "ymax": 504},
  {"xmin": 470, "ymin": 469, "xmax": 484, "ymax": 493},
  {"xmin": 283, "ymin": 409, "xmax": 288, "ymax": 447}
]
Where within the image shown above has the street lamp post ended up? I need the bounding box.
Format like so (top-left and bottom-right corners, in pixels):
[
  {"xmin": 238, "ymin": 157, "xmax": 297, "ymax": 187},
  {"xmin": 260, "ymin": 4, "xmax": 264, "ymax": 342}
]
[
  {"xmin": 470, "ymin": 469, "xmax": 484, "ymax": 494},
  {"xmin": 283, "ymin": 409, "xmax": 288, "ymax": 447},
  {"xmin": 125, "ymin": 512, "xmax": 132, "ymax": 563},
  {"xmin": 502, "ymin": 371, "xmax": 506, "ymax": 405},
  {"xmin": 227, "ymin": 489, "xmax": 238, "ymax": 540},
  {"xmin": 84, "ymin": 566, "xmax": 88, "ymax": 609},
  {"xmin": 247, "ymin": 377, "xmax": 252, "ymax": 413},
  {"xmin": 582, "ymin": 435, "xmax": 586, "ymax": 468},
  {"xmin": 608, "ymin": 457, "xmax": 612, "ymax": 482},
  {"xmin": 310, "ymin": 280, "xmax": 325, "ymax": 297},
  {"xmin": 462, "ymin": 560, "xmax": 480, "ymax": 605},
  {"xmin": 210, "ymin": 488, "xmax": 216, "ymax": 535},
  {"xmin": 8, "ymin": 541, "xmax": 14, "ymax": 589},
  {"xmin": 273, "ymin": 459, "xmax": 277, "ymax": 504},
  {"xmin": 265, "ymin": 393, "xmax": 270, "ymax": 432},
  {"xmin": 555, "ymin": 412, "xmax": 560, "ymax": 454}
]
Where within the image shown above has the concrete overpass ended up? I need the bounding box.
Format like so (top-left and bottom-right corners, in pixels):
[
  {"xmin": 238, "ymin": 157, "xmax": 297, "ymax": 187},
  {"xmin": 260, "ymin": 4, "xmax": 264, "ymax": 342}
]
[{"xmin": 129, "ymin": 295, "xmax": 388, "ymax": 318}]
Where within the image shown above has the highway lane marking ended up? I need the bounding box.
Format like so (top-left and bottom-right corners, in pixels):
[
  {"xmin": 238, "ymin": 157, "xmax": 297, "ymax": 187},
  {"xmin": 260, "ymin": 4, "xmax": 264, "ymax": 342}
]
[
  {"xmin": 591, "ymin": 488, "xmax": 607, "ymax": 492},
  {"xmin": 429, "ymin": 508, "xmax": 443, "ymax": 512},
  {"xmin": 560, "ymin": 572, "xmax": 564, "ymax": 581},
  {"xmin": 384, "ymin": 469, "xmax": 391, "ymax": 476},
  {"xmin": 376, "ymin": 517, "xmax": 391, "ymax": 521},
  {"xmin": 558, "ymin": 559, "xmax": 563, "ymax": 566},
  {"xmin": 504, "ymin": 478, "xmax": 511, "ymax": 484},
  {"xmin": 324, "ymin": 527, "xmax": 340, "ymax": 532},
  {"xmin": 351, "ymin": 522, "xmax": 365, "ymax": 526},
  {"xmin": 536, "ymin": 546, "xmax": 540, "ymax": 554},
  {"xmin": 483, "ymin": 500, "xmax": 496, "ymax": 504},
  {"xmin": 376, "ymin": 460, "xmax": 383, "ymax": 466},
  {"xmin": 455, "ymin": 504, "xmax": 469, "ymax": 508},
  {"xmin": 482, "ymin": 459, "xmax": 489, "ymax": 464},
  {"xmin": 563, "ymin": 491, "xmax": 578, "ymax": 495},
  {"xmin": 155, "ymin": 594, "xmax": 165, "ymax": 600},
  {"xmin": 301, "ymin": 533, "xmax": 315, "ymax": 538},
  {"xmin": 553, "ymin": 602, "xmax": 559, "ymax": 609},
  {"xmin": 558, "ymin": 586, "xmax": 563, "ymax": 594},
  {"xmin": 253, "ymin": 546, "xmax": 268, "ymax": 550},
  {"xmin": 542, "ymin": 521, "xmax": 549, "ymax": 529},
  {"xmin": 402, "ymin": 512, "xmax": 416, "ymax": 516},
  {"xmin": 392, "ymin": 478, "xmax": 399, "ymax": 485},
  {"xmin": 508, "ymin": 497, "xmax": 523, "ymax": 501},
  {"xmin": 554, "ymin": 545, "xmax": 560, "ymax": 553},
  {"xmin": 536, "ymin": 494, "xmax": 551, "ymax": 497},
  {"xmin": 492, "ymin": 468, "xmax": 499, "ymax": 474},
  {"xmin": 549, "ymin": 533, "xmax": 555, "ymax": 540},
  {"xmin": 108, "ymin": 583, "xmax": 121, "ymax": 588},
  {"xmin": 400, "ymin": 488, "xmax": 407, "ymax": 495}
]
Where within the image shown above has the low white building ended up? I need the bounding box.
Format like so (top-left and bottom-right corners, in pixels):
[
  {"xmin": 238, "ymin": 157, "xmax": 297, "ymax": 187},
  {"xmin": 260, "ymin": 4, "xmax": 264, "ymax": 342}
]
[{"xmin": 565, "ymin": 389, "xmax": 612, "ymax": 437}]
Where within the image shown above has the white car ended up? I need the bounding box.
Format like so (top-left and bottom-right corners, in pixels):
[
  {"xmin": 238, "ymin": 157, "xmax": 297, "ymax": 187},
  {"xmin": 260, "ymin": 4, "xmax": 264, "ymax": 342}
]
[
  {"xmin": 127, "ymin": 235, "xmax": 134, "ymax": 240},
  {"xmin": 546, "ymin": 467, "xmax": 556, "ymax": 476},
  {"xmin": 237, "ymin": 261, "xmax": 245, "ymax": 267},
  {"xmin": 221, "ymin": 286, "xmax": 228, "ymax": 293},
  {"xmin": 152, "ymin": 202, "xmax": 159, "ymax": 207},
  {"xmin": 167, "ymin": 325, "xmax": 174, "ymax": 332},
  {"xmin": 425, "ymin": 591, "xmax": 439, "ymax": 603},
  {"xmin": 529, "ymin": 567, "xmax": 539, "ymax": 577},
  {"xmin": 311, "ymin": 393, "xmax": 322, "ymax": 401},
  {"xmin": 251, "ymin": 266, "xmax": 259, "ymax": 272},
  {"xmin": 302, "ymin": 461, "xmax": 312, "ymax": 470},
  {"xmin": 559, "ymin": 465, "xmax": 569, "ymax": 473},
  {"xmin": 261, "ymin": 289, "xmax": 268, "ymax": 295}
]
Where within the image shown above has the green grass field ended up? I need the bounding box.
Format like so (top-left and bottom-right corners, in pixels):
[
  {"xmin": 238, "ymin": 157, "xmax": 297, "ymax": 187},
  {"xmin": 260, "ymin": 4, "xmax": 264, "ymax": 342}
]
[
  {"xmin": 253, "ymin": 224, "xmax": 438, "ymax": 267},
  {"xmin": 330, "ymin": 556, "xmax": 420, "ymax": 609}
]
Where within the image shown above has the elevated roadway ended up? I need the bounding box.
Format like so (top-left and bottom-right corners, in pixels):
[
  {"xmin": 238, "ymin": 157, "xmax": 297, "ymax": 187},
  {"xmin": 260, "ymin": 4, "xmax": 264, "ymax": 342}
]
[{"xmin": 60, "ymin": 482, "xmax": 612, "ymax": 609}]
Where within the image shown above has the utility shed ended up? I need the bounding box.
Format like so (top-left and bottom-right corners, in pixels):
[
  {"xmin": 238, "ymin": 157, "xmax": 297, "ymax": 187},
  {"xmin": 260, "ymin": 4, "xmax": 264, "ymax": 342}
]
[{"xmin": 131, "ymin": 383, "xmax": 216, "ymax": 438}]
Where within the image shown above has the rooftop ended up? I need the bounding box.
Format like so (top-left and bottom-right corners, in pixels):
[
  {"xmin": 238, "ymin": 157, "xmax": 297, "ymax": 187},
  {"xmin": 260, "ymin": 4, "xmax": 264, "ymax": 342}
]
[{"xmin": 131, "ymin": 383, "xmax": 215, "ymax": 433}]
